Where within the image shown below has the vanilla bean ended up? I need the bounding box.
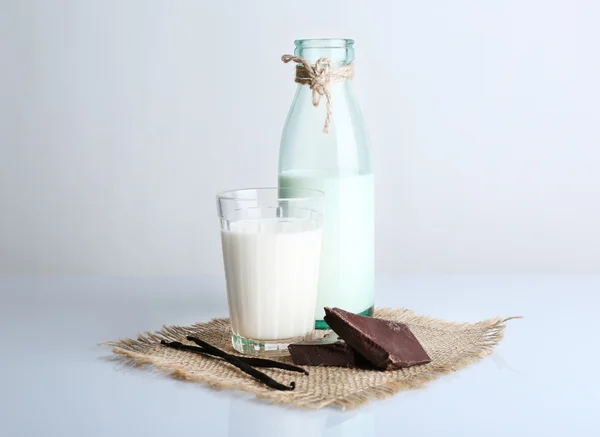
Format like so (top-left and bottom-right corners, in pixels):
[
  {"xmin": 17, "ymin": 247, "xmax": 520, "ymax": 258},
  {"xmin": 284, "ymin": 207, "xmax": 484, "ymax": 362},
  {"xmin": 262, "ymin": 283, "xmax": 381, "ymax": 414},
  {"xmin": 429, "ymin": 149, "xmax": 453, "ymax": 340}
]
[
  {"xmin": 161, "ymin": 337, "xmax": 295, "ymax": 391},
  {"xmin": 233, "ymin": 356, "xmax": 308, "ymax": 375},
  {"xmin": 161, "ymin": 340, "xmax": 308, "ymax": 375},
  {"xmin": 188, "ymin": 337, "xmax": 295, "ymax": 391}
]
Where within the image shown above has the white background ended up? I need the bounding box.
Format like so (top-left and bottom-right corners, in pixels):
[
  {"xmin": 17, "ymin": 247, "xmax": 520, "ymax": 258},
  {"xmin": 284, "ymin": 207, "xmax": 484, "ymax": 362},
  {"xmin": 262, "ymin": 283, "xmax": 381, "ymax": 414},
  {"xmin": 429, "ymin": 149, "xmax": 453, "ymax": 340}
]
[{"xmin": 1, "ymin": 0, "xmax": 598, "ymax": 276}]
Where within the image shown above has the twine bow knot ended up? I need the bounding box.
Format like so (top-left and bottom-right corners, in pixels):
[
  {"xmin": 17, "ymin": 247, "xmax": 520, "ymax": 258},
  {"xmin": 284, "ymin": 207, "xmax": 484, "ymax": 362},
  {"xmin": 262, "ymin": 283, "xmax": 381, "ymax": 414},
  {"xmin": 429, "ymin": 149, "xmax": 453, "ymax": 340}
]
[
  {"xmin": 307, "ymin": 58, "xmax": 332, "ymax": 107},
  {"xmin": 281, "ymin": 54, "xmax": 355, "ymax": 134}
]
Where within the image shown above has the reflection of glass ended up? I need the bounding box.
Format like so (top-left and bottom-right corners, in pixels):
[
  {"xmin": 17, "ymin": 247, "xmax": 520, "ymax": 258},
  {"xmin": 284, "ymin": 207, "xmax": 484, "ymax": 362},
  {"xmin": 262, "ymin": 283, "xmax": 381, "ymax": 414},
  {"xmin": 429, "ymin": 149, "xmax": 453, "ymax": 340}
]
[
  {"xmin": 217, "ymin": 188, "xmax": 324, "ymax": 356},
  {"xmin": 279, "ymin": 39, "xmax": 375, "ymax": 329},
  {"xmin": 324, "ymin": 409, "xmax": 376, "ymax": 437},
  {"xmin": 227, "ymin": 397, "xmax": 375, "ymax": 437}
]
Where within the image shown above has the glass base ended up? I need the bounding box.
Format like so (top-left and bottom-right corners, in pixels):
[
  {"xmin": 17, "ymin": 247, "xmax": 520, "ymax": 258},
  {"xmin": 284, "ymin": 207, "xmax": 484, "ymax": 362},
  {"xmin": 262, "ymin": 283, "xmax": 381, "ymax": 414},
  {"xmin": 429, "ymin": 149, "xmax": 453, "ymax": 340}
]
[
  {"xmin": 231, "ymin": 331, "xmax": 314, "ymax": 356},
  {"xmin": 315, "ymin": 305, "xmax": 374, "ymax": 330}
]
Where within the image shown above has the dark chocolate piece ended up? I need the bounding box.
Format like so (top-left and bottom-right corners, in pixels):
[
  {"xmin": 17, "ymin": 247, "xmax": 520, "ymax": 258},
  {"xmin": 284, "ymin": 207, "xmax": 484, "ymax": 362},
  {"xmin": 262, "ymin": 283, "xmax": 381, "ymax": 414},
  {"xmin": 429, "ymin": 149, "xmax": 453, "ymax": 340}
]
[
  {"xmin": 288, "ymin": 334, "xmax": 363, "ymax": 368},
  {"xmin": 324, "ymin": 307, "xmax": 431, "ymax": 370}
]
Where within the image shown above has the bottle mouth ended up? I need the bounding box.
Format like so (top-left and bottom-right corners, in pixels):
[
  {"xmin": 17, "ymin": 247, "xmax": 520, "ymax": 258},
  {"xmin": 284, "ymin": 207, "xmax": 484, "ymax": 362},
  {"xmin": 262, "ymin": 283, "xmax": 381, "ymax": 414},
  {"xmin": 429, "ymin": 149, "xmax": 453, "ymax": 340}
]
[{"xmin": 294, "ymin": 38, "xmax": 354, "ymax": 49}]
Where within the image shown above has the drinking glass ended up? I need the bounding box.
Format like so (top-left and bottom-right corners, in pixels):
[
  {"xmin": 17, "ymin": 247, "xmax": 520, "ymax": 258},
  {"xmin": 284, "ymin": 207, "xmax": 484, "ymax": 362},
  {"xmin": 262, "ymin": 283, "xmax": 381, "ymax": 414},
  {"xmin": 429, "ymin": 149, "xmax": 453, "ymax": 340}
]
[{"xmin": 217, "ymin": 187, "xmax": 324, "ymax": 355}]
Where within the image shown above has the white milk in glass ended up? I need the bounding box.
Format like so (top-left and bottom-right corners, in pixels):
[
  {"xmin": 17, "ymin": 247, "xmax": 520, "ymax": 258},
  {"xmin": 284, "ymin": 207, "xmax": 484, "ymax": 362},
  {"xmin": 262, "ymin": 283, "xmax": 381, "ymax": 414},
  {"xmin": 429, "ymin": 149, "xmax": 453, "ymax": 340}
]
[
  {"xmin": 279, "ymin": 170, "xmax": 374, "ymax": 320},
  {"xmin": 221, "ymin": 219, "xmax": 322, "ymax": 340}
]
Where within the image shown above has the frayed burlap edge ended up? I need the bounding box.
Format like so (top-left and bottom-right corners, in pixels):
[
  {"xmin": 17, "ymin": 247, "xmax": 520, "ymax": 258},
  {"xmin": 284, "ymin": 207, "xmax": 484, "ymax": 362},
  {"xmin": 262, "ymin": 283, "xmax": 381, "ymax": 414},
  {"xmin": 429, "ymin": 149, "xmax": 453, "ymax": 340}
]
[{"xmin": 102, "ymin": 308, "xmax": 519, "ymax": 410}]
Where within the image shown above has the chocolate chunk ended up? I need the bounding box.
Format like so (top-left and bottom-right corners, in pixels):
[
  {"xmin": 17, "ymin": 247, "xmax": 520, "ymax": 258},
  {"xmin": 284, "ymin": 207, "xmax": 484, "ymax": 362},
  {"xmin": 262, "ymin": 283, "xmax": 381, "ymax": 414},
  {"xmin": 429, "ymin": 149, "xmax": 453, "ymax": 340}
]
[
  {"xmin": 288, "ymin": 334, "xmax": 363, "ymax": 368},
  {"xmin": 324, "ymin": 307, "xmax": 431, "ymax": 370}
]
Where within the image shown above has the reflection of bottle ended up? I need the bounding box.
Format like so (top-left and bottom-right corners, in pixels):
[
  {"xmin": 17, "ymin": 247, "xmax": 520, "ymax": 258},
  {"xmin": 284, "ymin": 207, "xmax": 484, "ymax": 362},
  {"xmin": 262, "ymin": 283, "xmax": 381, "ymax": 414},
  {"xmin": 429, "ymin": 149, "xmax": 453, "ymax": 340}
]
[{"xmin": 279, "ymin": 38, "xmax": 374, "ymax": 328}]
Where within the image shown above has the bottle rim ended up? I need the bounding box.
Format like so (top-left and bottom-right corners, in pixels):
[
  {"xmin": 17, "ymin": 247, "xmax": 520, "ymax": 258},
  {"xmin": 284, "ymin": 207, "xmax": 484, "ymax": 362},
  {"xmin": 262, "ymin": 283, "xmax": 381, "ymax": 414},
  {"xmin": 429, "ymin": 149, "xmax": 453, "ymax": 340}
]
[{"xmin": 294, "ymin": 38, "xmax": 354, "ymax": 49}]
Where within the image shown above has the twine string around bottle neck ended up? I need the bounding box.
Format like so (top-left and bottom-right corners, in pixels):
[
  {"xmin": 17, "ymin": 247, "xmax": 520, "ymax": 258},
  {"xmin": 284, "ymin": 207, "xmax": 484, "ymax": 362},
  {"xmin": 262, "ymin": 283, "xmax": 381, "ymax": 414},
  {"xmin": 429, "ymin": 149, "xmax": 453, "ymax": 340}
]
[{"xmin": 281, "ymin": 55, "xmax": 355, "ymax": 134}]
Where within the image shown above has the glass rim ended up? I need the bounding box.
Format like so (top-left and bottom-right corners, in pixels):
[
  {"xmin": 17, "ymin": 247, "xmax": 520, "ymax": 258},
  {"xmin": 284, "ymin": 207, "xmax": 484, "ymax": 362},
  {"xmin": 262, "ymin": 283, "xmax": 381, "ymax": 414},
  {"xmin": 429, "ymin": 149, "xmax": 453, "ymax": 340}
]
[{"xmin": 216, "ymin": 187, "xmax": 325, "ymax": 202}]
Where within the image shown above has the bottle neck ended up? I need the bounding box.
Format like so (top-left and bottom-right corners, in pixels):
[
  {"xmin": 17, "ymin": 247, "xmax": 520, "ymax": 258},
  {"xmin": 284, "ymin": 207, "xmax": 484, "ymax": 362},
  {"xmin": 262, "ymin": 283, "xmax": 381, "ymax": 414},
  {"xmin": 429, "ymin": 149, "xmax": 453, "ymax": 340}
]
[{"xmin": 294, "ymin": 38, "xmax": 354, "ymax": 65}]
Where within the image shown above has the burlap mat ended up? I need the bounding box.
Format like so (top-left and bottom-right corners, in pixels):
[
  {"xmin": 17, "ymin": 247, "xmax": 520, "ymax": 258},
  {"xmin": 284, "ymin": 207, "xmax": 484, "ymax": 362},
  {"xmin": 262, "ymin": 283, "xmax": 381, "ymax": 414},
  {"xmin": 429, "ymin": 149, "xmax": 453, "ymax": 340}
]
[{"xmin": 104, "ymin": 308, "xmax": 517, "ymax": 409}]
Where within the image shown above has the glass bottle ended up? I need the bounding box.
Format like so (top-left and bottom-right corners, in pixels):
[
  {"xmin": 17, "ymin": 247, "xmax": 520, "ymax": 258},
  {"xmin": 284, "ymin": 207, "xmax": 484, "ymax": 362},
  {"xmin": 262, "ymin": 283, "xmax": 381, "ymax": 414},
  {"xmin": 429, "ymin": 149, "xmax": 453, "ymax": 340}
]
[{"xmin": 278, "ymin": 38, "xmax": 374, "ymax": 328}]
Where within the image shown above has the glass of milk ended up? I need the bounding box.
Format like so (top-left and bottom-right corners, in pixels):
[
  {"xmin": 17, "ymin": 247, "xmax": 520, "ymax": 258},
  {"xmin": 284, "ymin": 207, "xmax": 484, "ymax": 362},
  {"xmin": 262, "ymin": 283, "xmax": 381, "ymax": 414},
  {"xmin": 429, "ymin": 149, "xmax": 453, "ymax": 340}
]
[{"xmin": 217, "ymin": 187, "xmax": 324, "ymax": 355}]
